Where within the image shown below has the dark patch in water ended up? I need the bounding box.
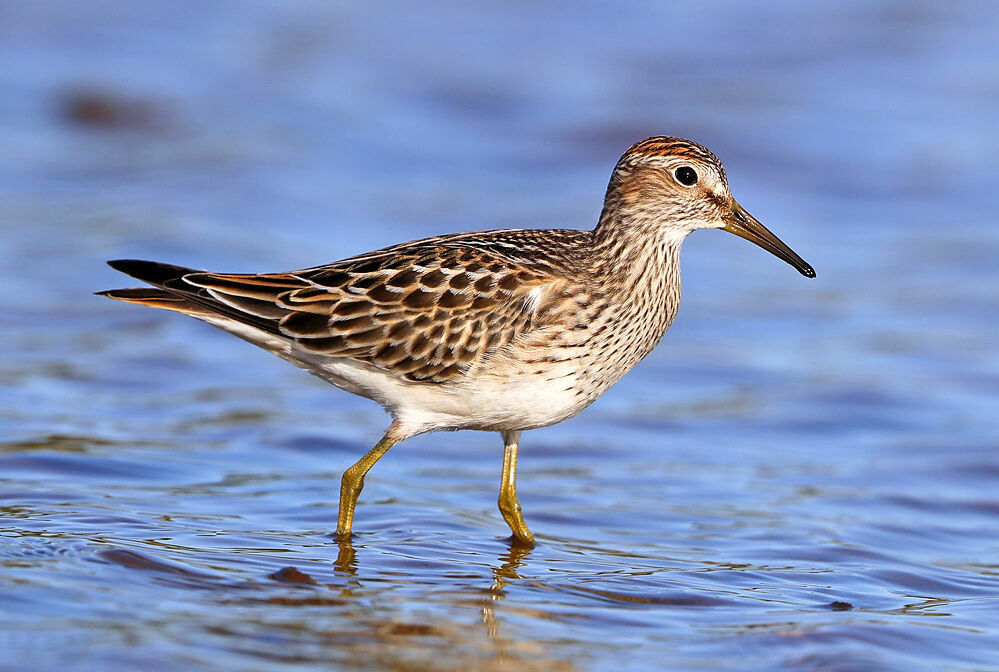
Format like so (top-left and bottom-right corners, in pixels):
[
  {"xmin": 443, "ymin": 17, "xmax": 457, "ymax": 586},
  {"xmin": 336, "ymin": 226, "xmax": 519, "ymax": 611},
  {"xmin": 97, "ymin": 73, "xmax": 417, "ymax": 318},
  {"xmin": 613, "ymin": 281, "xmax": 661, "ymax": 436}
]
[
  {"xmin": 269, "ymin": 566, "xmax": 319, "ymax": 585},
  {"xmin": 60, "ymin": 88, "xmax": 171, "ymax": 131},
  {"xmin": 826, "ymin": 601, "xmax": 854, "ymax": 611}
]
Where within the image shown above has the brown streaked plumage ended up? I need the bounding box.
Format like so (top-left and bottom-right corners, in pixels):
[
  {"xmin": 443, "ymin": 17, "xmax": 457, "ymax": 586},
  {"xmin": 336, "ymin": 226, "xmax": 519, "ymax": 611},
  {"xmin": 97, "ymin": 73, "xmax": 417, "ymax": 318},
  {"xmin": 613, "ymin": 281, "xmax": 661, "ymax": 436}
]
[{"xmin": 99, "ymin": 136, "xmax": 814, "ymax": 546}]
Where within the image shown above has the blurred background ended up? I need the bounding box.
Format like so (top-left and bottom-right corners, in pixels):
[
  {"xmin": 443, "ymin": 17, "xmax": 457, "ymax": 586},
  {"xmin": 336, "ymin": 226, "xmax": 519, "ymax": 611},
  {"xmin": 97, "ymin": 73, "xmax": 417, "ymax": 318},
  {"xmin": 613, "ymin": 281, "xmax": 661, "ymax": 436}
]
[{"xmin": 1, "ymin": 2, "xmax": 997, "ymax": 671}]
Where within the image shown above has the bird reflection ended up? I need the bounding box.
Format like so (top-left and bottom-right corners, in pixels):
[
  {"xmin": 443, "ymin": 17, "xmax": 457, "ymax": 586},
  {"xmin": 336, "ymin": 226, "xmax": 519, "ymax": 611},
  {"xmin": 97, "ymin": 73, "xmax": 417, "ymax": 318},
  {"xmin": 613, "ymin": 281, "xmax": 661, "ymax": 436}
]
[
  {"xmin": 325, "ymin": 534, "xmax": 572, "ymax": 668},
  {"xmin": 331, "ymin": 533, "xmax": 532, "ymax": 587}
]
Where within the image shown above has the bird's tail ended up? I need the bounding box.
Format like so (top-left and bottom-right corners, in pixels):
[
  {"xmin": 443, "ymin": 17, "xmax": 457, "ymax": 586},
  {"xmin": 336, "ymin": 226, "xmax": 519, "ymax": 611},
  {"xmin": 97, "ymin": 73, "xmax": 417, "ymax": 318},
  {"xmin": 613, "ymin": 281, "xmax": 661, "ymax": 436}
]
[
  {"xmin": 96, "ymin": 287, "xmax": 212, "ymax": 314},
  {"xmin": 97, "ymin": 259, "xmax": 213, "ymax": 316}
]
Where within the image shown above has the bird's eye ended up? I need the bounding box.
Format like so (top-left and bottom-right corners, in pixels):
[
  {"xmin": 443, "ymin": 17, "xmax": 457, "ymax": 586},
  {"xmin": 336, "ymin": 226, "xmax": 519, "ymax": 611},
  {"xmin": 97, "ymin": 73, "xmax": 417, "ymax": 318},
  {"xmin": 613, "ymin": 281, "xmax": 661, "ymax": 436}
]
[{"xmin": 674, "ymin": 166, "xmax": 698, "ymax": 187}]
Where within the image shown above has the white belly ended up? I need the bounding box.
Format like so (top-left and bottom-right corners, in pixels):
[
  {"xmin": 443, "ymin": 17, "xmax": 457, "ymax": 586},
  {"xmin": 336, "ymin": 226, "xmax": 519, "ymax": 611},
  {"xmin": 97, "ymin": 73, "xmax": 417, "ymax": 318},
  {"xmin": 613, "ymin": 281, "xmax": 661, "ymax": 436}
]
[{"xmin": 304, "ymin": 351, "xmax": 595, "ymax": 435}]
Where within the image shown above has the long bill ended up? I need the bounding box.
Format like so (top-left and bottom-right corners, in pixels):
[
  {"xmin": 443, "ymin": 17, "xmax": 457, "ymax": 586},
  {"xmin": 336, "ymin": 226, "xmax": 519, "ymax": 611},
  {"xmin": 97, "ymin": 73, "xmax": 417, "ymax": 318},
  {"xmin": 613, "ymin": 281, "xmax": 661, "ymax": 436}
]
[{"xmin": 723, "ymin": 201, "xmax": 815, "ymax": 278}]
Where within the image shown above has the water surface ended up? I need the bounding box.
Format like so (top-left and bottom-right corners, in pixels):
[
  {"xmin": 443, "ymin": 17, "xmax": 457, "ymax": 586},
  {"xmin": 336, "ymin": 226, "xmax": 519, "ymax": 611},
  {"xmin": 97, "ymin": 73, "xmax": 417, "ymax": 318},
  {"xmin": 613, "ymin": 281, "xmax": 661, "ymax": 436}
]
[{"xmin": 2, "ymin": 2, "xmax": 998, "ymax": 670}]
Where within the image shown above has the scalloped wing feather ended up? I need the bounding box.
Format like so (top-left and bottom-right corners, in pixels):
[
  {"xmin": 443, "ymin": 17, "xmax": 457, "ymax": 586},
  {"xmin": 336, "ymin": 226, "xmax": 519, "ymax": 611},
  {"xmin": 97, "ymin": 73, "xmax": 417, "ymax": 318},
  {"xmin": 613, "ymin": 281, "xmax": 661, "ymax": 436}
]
[{"xmin": 182, "ymin": 229, "xmax": 589, "ymax": 383}]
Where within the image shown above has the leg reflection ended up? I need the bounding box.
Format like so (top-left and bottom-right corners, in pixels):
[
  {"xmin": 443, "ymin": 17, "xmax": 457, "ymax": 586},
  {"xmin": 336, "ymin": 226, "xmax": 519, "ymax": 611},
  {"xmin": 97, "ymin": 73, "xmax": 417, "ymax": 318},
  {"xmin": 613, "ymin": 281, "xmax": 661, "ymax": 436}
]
[
  {"xmin": 482, "ymin": 538, "xmax": 533, "ymax": 647},
  {"xmin": 333, "ymin": 535, "xmax": 358, "ymax": 577}
]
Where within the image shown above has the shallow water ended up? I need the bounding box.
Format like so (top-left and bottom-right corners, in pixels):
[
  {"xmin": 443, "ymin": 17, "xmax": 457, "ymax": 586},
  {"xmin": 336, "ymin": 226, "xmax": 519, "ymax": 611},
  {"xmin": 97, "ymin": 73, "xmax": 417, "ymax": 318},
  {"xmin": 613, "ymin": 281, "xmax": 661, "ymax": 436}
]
[{"xmin": 2, "ymin": 2, "xmax": 998, "ymax": 670}]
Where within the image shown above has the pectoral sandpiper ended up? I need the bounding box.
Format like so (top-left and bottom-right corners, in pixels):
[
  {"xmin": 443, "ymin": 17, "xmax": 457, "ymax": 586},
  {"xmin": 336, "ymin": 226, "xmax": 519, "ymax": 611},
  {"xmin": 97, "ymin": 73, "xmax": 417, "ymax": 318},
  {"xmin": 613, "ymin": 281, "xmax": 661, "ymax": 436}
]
[{"xmin": 100, "ymin": 136, "xmax": 814, "ymax": 546}]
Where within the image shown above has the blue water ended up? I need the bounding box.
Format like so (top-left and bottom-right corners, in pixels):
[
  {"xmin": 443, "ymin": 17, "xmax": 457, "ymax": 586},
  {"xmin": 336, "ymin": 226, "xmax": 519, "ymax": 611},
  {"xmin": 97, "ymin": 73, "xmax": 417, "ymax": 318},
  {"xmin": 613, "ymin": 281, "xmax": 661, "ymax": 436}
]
[{"xmin": 2, "ymin": 2, "xmax": 998, "ymax": 670}]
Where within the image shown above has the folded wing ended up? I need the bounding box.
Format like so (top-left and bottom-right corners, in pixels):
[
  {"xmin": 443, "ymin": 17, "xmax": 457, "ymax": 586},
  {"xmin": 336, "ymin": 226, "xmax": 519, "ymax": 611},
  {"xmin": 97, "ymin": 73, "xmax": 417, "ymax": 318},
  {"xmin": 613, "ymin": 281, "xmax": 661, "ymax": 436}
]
[{"xmin": 101, "ymin": 230, "xmax": 586, "ymax": 383}]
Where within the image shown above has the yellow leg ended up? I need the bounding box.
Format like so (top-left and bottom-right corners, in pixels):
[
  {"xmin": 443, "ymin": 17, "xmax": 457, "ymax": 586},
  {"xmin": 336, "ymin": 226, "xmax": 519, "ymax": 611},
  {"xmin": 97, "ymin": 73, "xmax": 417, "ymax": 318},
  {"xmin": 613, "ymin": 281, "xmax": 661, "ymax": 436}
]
[
  {"xmin": 498, "ymin": 430, "xmax": 534, "ymax": 546},
  {"xmin": 336, "ymin": 430, "xmax": 398, "ymax": 539}
]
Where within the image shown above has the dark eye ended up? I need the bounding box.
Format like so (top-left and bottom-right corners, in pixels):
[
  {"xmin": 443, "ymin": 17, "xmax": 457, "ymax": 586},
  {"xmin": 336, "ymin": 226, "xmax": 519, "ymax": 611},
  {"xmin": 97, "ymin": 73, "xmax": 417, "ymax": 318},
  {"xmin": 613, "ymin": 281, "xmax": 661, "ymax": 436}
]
[{"xmin": 674, "ymin": 166, "xmax": 698, "ymax": 187}]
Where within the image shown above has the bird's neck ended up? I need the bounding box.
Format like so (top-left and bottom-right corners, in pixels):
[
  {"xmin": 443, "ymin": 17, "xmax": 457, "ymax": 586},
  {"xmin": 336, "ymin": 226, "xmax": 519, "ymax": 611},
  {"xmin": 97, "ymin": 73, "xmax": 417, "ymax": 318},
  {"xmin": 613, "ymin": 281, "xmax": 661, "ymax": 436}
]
[
  {"xmin": 553, "ymin": 199, "xmax": 685, "ymax": 385},
  {"xmin": 589, "ymin": 199, "xmax": 685, "ymax": 355},
  {"xmin": 591, "ymin": 195, "xmax": 686, "ymax": 294}
]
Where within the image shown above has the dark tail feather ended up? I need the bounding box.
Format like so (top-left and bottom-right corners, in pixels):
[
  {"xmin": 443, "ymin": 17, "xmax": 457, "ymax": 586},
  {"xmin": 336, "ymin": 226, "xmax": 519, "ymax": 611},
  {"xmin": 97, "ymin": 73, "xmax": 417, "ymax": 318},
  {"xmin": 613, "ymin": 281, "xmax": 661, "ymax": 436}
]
[
  {"xmin": 106, "ymin": 259, "xmax": 199, "ymax": 288},
  {"xmin": 95, "ymin": 287, "xmax": 212, "ymax": 315},
  {"xmin": 100, "ymin": 260, "xmax": 284, "ymax": 334}
]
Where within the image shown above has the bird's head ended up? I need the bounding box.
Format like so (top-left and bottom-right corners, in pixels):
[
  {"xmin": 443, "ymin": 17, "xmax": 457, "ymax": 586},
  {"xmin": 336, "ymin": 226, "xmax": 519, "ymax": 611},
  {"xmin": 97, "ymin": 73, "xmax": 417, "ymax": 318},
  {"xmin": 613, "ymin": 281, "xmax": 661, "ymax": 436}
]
[{"xmin": 605, "ymin": 136, "xmax": 815, "ymax": 278}]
